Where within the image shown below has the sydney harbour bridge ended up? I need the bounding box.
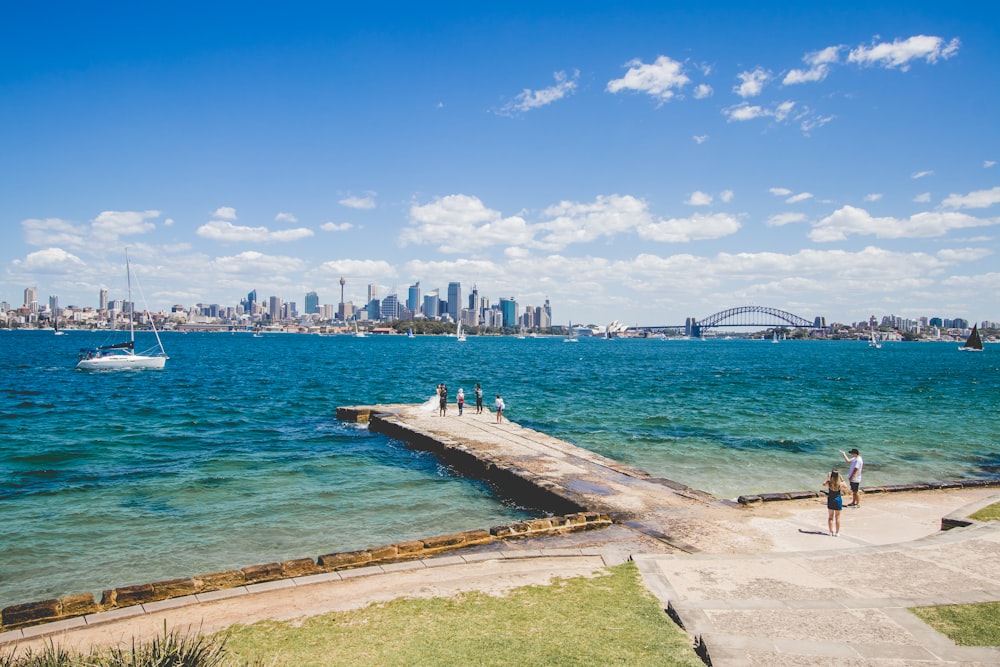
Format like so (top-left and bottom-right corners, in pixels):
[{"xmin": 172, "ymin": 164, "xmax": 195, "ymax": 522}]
[{"xmin": 635, "ymin": 305, "xmax": 826, "ymax": 337}]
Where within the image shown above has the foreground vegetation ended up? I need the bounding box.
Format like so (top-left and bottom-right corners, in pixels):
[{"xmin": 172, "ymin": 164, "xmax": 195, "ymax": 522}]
[
  {"xmin": 2, "ymin": 563, "xmax": 701, "ymax": 666},
  {"xmin": 970, "ymin": 501, "xmax": 1000, "ymax": 522},
  {"xmin": 910, "ymin": 602, "xmax": 1000, "ymax": 646},
  {"xmin": 222, "ymin": 562, "xmax": 701, "ymax": 666}
]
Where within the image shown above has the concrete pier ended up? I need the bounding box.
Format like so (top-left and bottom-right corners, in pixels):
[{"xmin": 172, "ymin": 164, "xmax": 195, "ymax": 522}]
[{"xmin": 338, "ymin": 403, "xmax": 729, "ymax": 552}]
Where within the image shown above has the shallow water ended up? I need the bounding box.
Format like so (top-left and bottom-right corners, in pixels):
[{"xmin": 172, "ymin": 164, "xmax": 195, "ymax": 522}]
[{"xmin": 1, "ymin": 330, "xmax": 997, "ymax": 606}]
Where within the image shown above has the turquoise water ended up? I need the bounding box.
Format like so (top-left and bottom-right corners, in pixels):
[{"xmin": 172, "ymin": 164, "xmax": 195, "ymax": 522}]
[{"xmin": 1, "ymin": 330, "xmax": 997, "ymax": 607}]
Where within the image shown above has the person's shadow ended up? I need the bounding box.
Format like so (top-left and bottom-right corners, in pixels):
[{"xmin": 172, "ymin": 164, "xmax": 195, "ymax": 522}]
[{"xmin": 798, "ymin": 529, "xmax": 828, "ymax": 536}]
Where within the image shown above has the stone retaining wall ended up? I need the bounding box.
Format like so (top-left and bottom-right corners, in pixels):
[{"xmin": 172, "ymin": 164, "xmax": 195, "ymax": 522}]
[
  {"xmin": 736, "ymin": 479, "xmax": 1000, "ymax": 506},
  {"xmin": 0, "ymin": 511, "xmax": 611, "ymax": 633}
]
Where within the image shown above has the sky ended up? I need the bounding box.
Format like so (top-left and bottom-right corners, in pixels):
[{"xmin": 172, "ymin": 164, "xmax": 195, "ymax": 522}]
[{"xmin": 2, "ymin": 1, "xmax": 998, "ymax": 327}]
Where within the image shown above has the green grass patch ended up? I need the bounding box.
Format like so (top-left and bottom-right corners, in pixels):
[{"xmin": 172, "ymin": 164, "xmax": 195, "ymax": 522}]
[
  {"xmin": 969, "ymin": 501, "xmax": 1000, "ymax": 522},
  {"xmin": 910, "ymin": 602, "xmax": 1000, "ymax": 646},
  {"xmin": 221, "ymin": 562, "xmax": 703, "ymax": 666}
]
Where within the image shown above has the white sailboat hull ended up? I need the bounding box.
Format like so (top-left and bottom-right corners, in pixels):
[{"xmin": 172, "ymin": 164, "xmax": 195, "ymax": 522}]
[{"xmin": 77, "ymin": 353, "xmax": 167, "ymax": 370}]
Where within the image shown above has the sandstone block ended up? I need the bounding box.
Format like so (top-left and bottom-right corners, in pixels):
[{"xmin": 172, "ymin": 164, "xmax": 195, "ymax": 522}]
[
  {"xmin": 59, "ymin": 593, "xmax": 99, "ymax": 617},
  {"xmin": 318, "ymin": 550, "xmax": 372, "ymax": 570},
  {"xmin": 197, "ymin": 570, "xmax": 246, "ymax": 591},
  {"xmin": 112, "ymin": 583, "xmax": 155, "ymax": 607},
  {"xmin": 367, "ymin": 545, "xmax": 399, "ymax": 562},
  {"xmin": 2, "ymin": 599, "xmax": 60, "ymax": 628},
  {"xmin": 395, "ymin": 540, "xmax": 425, "ymax": 555},
  {"xmin": 459, "ymin": 529, "xmax": 492, "ymax": 546},
  {"xmin": 242, "ymin": 563, "xmax": 283, "ymax": 583},
  {"xmin": 281, "ymin": 558, "xmax": 319, "ymax": 577},
  {"xmin": 490, "ymin": 524, "xmax": 515, "ymax": 538},
  {"xmin": 421, "ymin": 533, "xmax": 466, "ymax": 550},
  {"xmin": 151, "ymin": 578, "xmax": 198, "ymax": 600}
]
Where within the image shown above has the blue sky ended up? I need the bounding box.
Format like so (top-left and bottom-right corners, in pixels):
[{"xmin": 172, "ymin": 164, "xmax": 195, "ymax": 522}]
[{"xmin": 2, "ymin": 2, "xmax": 998, "ymax": 326}]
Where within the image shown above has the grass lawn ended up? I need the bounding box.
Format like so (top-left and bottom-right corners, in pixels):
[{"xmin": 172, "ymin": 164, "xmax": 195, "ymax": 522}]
[
  {"xmin": 220, "ymin": 562, "xmax": 704, "ymax": 666},
  {"xmin": 969, "ymin": 501, "xmax": 1000, "ymax": 522},
  {"xmin": 910, "ymin": 602, "xmax": 1000, "ymax": 646}
]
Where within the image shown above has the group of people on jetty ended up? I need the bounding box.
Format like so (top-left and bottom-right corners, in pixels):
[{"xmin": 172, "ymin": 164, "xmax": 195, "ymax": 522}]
[
  {"xmin": 434, "ymin": 382, "xmax": 505, "ymax": 423},
  {"xmin": 822, "ymin": 448, "xmax": 864, "ymax": 536}
]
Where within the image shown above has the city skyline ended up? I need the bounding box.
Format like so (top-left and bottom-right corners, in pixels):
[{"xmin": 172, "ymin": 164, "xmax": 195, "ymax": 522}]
[{"xmin": 2, "ymin": 4, "xmax": 999, "ymax": 326}]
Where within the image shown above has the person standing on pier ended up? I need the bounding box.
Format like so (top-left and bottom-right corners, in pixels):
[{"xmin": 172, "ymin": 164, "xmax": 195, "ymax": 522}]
[
  {"xmin": 457, "ymin": 388, "xmax": 465, "ymax": 416},
  {"xmin": 823, "ymin": 469, "xmax": 847, "ymax": 536},
  {"xmin": 494, "ymin": 394, "xmax": 505, "ymax": 423},
  {"xmin": 840, "ymin": 448, "xmax": 864, "ymax": 507},
  {"xmin": 474, "ymin": 383, "xmax": 483, "ymax": 414},
  {"xmin": 439, "ymin": 384, "xmax": 448, "ymax": 416}
]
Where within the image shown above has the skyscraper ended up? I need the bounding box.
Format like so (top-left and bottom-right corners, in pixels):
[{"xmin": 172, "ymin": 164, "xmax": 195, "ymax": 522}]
[
  {"xmin": 423, "ymin": 290, "xmax": 439, "ymax": 319},
  {"xmin": 24, "ymin": 286, "xmax": 38, "ymax": 313},
  {"xmin": 447, "ymin": 282, "xmax": 461, "ymax": 322},
  {"xmin": 499, "ymin": 297, "xmax": 518, "ymax": 328},
  {"xmin": 407, "ymin": 281, "xmax": 421, "ymax": 315},
  {"xmin": 99, "ymin": 288, "xmax": 109, "ymax": 312},
  {"xmin": 304, "ymin": 291, "xmax": 319, "ymax": 314},
  {"xmin": 381, "ymin": 294, "xmax": 400, "ymax": 320},
  {"xmin": 268, "ymin": 296, "xmax": 282, "ymax": 323}
]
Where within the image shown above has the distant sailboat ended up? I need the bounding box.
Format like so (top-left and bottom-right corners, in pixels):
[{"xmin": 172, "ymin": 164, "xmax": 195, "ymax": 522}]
[
  {"xmin": 771, "ymin": 330, "xmax": 779, "ymax": 343},
  {"xmin": 564, "ymin": 321, "xmax": 578, "ymax": 343},
  {"xmin": 868, "ymin": 329, "xmax": 882, "ymax": 349},
  {"xmin": 406, "ymin": 328, "xmax": 414, "ymax": 338},
  {"xmin": 959, "ymin": 324, "xmax": 984, "ymax": 352},
  {"xmin": 354, "ymin": 320, "xmax": 366, "ymax": 338},
  {"xmin": 53, "ymin": 316, "xmax": 65, "ymax": 336},
  {"xmin": 456, "ymin": 320, "xmax": 466, "ymax": 342}
]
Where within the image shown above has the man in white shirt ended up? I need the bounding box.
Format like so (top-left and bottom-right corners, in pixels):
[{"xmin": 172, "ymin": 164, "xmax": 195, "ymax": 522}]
[{"xmin": 840, "ymin": 448, "xmax": 864, "ymax": 507}]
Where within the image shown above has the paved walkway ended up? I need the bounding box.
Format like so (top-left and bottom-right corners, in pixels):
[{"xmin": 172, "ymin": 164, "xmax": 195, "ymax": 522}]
[{"xmin": 637, "ymin": 492, "xmax": 1000, "ymax": 666}]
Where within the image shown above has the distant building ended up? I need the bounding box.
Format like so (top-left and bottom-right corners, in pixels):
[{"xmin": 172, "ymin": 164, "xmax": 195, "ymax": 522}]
[
  {"xmin": 499, "ymin": 297, "xmax": 518, "ymax": 328},
  {"xmin": 381, "ymin": 294, "xmax": 400, "ymax": 320},
  {"xmin": 447, "ymin": 282, "xmax": 461, "ymax": 323},
  {"xmin": 407, "ymin": 282, "xmax": 421, "ymax": 315},
  {"xmin": 304, "ymin": 291, "xmax": 319, "ymax": 314},
  {"xmin": 423, "ymin": 291, "xmax": 439, "ymax": 319}
]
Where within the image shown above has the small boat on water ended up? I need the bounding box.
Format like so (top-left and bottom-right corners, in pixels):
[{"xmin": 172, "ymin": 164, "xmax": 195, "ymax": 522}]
[
  {"xmin": 77, "ymin": 252, "xmax": 168, "ymax": 370},
  {"xmin": 959, "ymin": 324, "xmax": 984, "ymax": 352},
  {"xmin": 354, "ymin": 320, "xmax": 366, "ymax": 338},
  {"xmin": 868, "ymin": 329, "xmax": 882, "ymax": 349},
  {"xmin": 564, "ymin": 321, "xmax": 578, "ymax": 343},
  {"xmin": 456, "ymin": 320, "xmax": 466, "ymax": 342},
  {"xmin": 53, "ymin": 317, "xmax": 65, "ymax": 336}
]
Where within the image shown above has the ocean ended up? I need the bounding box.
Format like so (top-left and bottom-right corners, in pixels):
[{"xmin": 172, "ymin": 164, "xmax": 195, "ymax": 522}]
[{"xmin": 1, "ymin": 330, "xmax": 997, "ymax": 608}]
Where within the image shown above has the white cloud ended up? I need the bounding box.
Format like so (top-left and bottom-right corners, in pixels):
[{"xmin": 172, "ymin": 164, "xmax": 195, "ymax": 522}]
[
  {"xmin": 693, "ymin": 83, "xmax": 713, "ymax": 99},
  {"xmin": 213, "ymin": 251, "xmax": 307, "ymax": 276},
  {"xmin": 784, "ymin": 45, "xmax": 842, "ymax": 85},
  {"xmin": 693, "ymin": 134, "xmax": 709, "ymax": 144},
  {"xmin": 912, "ymin": 170, "xmax": 934, "ymax": 179},
  {"xmin": 164, "ymin": 218, "xmax": 174, "ymax": 227},
  {"xmin": 914, "ymin": 192, "xmax": 931, "ymax": 203},
  {"xmin": 719, "ymin": 190, "xmax": 734, "ymax": 203},
  {"xmin": 724, "ymin": 102, "xmax": 766, "ymax": 121},
  {"xmin": 339, "ymin": 194, "xmax": 377, "ymax": 210},
  {"xmin": 213, "ymin": 206, "xmax": 237, "ymax": 220},
  {"xmin": 321, "ymin": 222, "xmax": 354, "ymax": 232},
  {"xmin": 196, "ymin": 220, "xmax": 315, "ymax": 243},
  {"xmin": 766, "ymin": 212, "xmax": 807, "ymax": 227},
  {"xmin": 606, "ymin": 55, "xmax": 690, "ymax": 103},
  {"xmin": 22, "ymin": 218, "xmax": 89, "ymax": 248},
  {"xmin": 985, "ymin": 160, "xmax": 997, "ymax": 169},
  {"xmin": 92, "ymin": 210, "xmax": 160, "ymax": 241},
  {"xmin": 400, "ymin": 194, "xmax": 533, "ymax": 253},
  {"xmin": 734, "ymin": 67, "xmax": 770, "ymax": 98},
  {"xmin": 535, "ymin": 194, "xmax": 652, "ymax": 249},
  {"xmin": 769, "ymin": 187, "xmax": 793, "ymax": 197},
  {"xmin": 275, "ymin": 212, "xmax": 298, "ymax": 223},
  {"xmin": 809, "ymin": 204, "xmax": 998, "ymax": 242},
  {"xmin": 848, "ymin": 35, "xmax": 960, "ymax": 71},
  {"xmin": 864, "ymin": 193, "xmax": 883, "ymax": 202},
  {"xmin": 786, "ymin": 192, "xmax": 814, "ymax": 204},
  {"xmin": 314, "ymin": 258, "xmax": 397, "ymax": 279},
  {"xmin": 637, "ymin": 212, "xmax": 741, "ymax": 242},
  {"xmin": 940, "ymin": 186, "xmax": 1000, "ymax": 209},
  {"xmin": 14, "ymin": 247, "xmax": 86, "ymax": 273},
  {"xmin": 500, "ymin": 70, "xmax": 579, "ymax": 115},
  {"xmin": 686, "ymin": 191, "xmax": 713, "ymax": 206}
]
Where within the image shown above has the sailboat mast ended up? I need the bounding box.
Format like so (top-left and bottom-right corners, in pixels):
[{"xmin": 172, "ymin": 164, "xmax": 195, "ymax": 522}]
[{"xmin": 126, "ymin": 250, "xmax": 135, "ymax": 344}]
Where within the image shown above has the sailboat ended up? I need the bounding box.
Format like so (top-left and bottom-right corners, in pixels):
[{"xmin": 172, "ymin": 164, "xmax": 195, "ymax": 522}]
[
  {"xmin": 771, "ymin": 330, "xmax": 779, "ymax": 343},
  {"xmin": 959, "ymin": 324, "xmax": 984, "ymax": 352},
  {"xmin": 406, "ymin": 328, "xmax": 414, "ymax": 338},
  {"xmin": 868, "ymin": 329, "xmax": 882, "ymax": 349},
  {"xmin": 76, "ymin": 252, "xmax": 168, "ymax": 370},
  {"xmin": 354, "ymin": 320, "xmax": 366, "ymax": 338},
  {"xmin": 516, "ymin": 325, "xmax": 526, "ymax": 340},
  {"xmin": 564, "ymin": 321, "xmax": 578, "ymax": 343},
  {"xmin": 456, "ymin": 319, "xmax": 466, "ymax": 342},
  {"xmin": 53, "ymin": 316, "xmax": 65, "ymax": 336}
]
